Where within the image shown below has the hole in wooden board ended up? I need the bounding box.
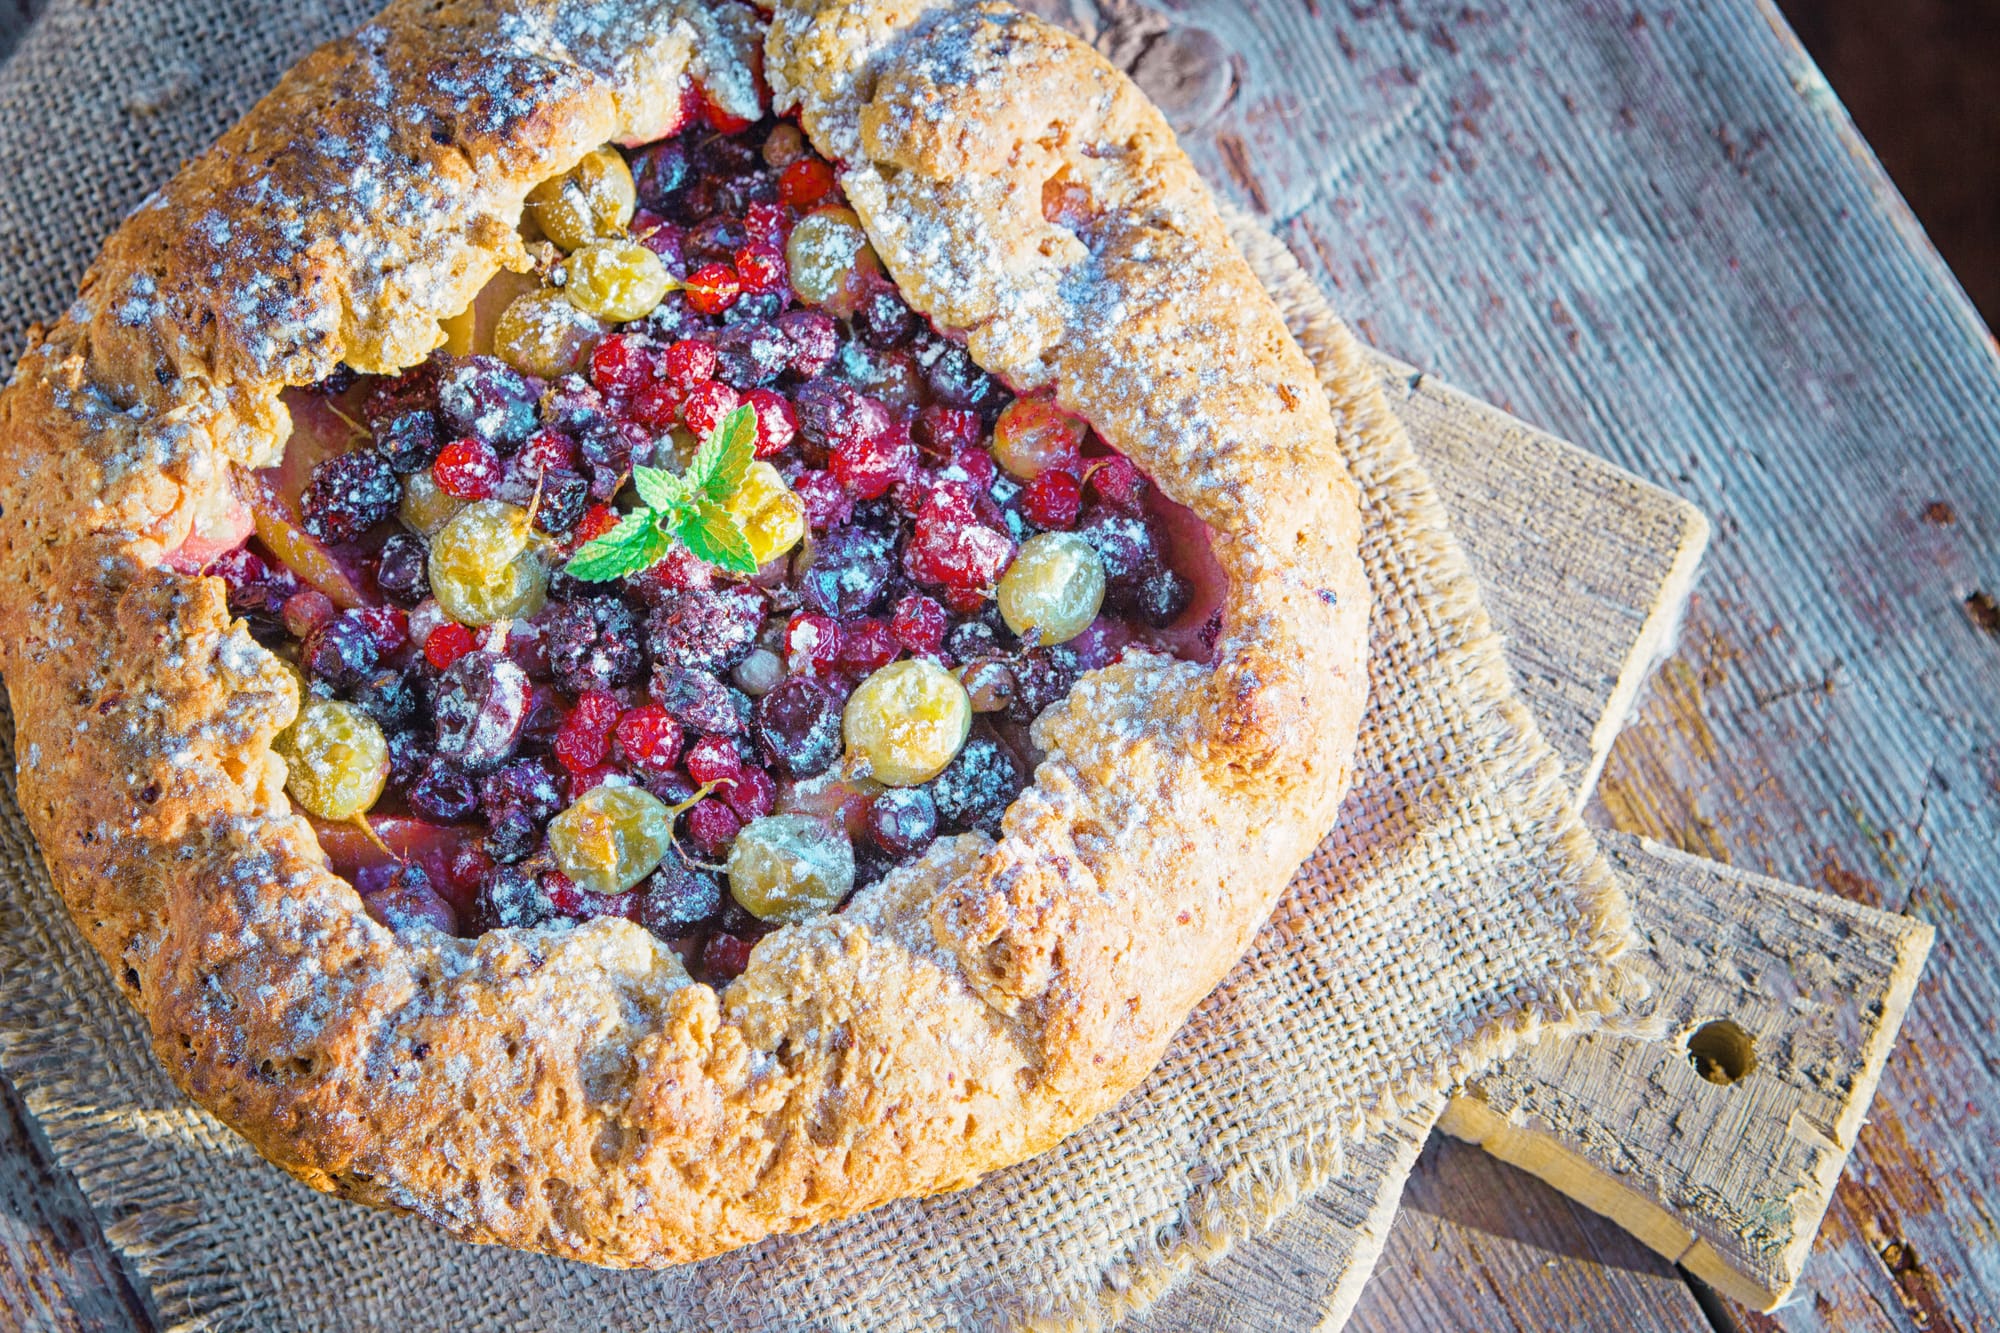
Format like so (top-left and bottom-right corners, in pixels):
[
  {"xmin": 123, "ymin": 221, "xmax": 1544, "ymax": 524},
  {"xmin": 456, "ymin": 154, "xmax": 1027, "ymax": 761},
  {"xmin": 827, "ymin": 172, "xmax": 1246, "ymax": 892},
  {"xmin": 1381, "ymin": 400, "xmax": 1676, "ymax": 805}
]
[{"xmin": 1686, "ymin": 1019, "xmax": 1758, "ymax": 1086}]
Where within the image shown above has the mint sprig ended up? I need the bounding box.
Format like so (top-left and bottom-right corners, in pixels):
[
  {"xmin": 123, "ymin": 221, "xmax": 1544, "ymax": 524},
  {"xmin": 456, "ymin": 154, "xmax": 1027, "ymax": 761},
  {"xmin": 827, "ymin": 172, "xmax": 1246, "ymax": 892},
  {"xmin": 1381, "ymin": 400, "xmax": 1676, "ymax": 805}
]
[{"xmin": 565, "ymin": 405, "xmax": 762, "ymax": 580}]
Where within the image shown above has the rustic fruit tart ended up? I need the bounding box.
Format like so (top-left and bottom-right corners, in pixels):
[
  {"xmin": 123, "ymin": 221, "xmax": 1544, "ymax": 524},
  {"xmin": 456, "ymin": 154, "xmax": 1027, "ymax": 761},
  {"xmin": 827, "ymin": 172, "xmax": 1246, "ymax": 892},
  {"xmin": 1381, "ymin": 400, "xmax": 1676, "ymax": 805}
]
[{"xmin": 0, "ymin": 0, "xmax": 1368, "ymax": 1266}]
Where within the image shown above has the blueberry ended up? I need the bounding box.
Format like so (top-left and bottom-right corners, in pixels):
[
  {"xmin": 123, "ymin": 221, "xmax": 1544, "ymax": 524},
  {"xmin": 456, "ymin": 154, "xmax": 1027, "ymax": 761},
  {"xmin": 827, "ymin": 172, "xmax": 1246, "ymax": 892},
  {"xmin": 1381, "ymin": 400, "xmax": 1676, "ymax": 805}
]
[
  {"xmin": 632, "ymin": 139, "xmax": 690, "ymax": 211},
  {"xmin": 777, "ymin": 310, "xmax": 840, "ymax": 380},
  {"xmin": 350, "ymin": 668, "xmax": 419, "ymax": 731},
  {"xmin": 375, "ymin": 531, "xmax": 431, "ymax": 604},
  {"xmin": 929, "ymin": 735, "xmax": 1024, "ymax": 836},
  {"xmin": 636, "ymin": 859, "xmax": 724, "ymax": 939},
  {"xmin": 712, "ymin": 321, "xmax": 790, "ymax": 389},
  {"xmin": 438, "ymin": 355, "xmax": 537, "ymax": 450},
  {"xmin": 474, "ymin": 865, "xmax": 557, "ymax": 932},
  {"xmin": 431, "ymin": 650, "xmax": 531, "ymax": 773},
  {"xmin": 541, "ymin": 597, "xmax": 646, "ymax": 695},
  {"xmin": 866, "ymin": 787, "xmax": 938, "ymax": 858},
  {"xmin": 859, "ymin": 289, "xmax": 916, "ymax": 348},
  {"xmin": 1132, "ymin": 567, "xmax": 1193, "ymax": 628},
  {"xmin": 533, "ymin": 472, "xmax": 590, "ymax": 536},
  {"xmin": 303, "ymin": 615, "xmax": 379, "ymax": 689},
  {"xmin": 408, "ymin": 756, "xmax": 480, "ymax": 823},
  {"xmin": 372, "ymin": 409, "xmax": 440, "ymax": 474},
  {"xmin": 650, "ymin": 666, "xmax": 749, "ymax": 736},
  {"xmin": 752, "ymin": 677, "xmax": 842, "ymax": 779},
  {"xmin": 797, "ymin": 524, "xmax": 895, "ymax": 618},
  {"xmin": 1007, "ymin": 646, "xmax": 1080, "ymax": 725}
]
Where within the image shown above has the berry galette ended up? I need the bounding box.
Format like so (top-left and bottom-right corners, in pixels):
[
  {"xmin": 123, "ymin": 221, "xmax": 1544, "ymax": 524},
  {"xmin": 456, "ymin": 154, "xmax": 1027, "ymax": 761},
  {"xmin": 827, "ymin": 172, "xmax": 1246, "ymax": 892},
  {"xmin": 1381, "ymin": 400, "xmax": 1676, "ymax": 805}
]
[{"xmin": 0, "ymin": 0, "xmax": 1367, "ymax": 1264}]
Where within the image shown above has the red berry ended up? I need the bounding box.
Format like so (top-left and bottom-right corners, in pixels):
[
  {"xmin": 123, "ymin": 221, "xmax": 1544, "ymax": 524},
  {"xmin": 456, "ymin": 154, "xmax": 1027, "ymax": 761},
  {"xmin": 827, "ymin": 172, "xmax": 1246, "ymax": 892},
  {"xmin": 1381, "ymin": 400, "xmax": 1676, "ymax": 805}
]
[
  {"xmin": 682, "ymin": 380, "xmax": 742, "ymax": 437},
  {"xmin": 941, "ymin": 585, "xmax": 989, "ymax": 615},
  {"xmin": 838, "ymin": 617, "xmax": 899, "ymax": 673},
  {"xmin": 566, "ymin": 764, "xmax": 619, "ymax": 800},
  {"xmin": 778, "ymin": 157, "xmax": 837, "ymax": 208},
  {"xmin": 703, "ymin": 931, "xmax": 753, "ymax": 980},
  {"xmin": 614, "ymin": 703, "xmax": 686, "ymax": 776},
  {"xmin": 795, "ymin": 470, "xmax": 853, "ymax": 531},
  {"xmin": 831, "ymin": 417, "xmax": 917, "ymax": 500},
  {"xmin": 785, "ymin": 612, "xmax": 844, "ymax": 675},
  {"xmin": 684, "ymin": 262, "xmax": 742, "ymax": 316},
  {"xmin": 685, "ymin": 797, "xmax": 743, "ymax": 856},
  {"xmin": 626, "ymin": 545, "xmax": 715, "ymax": 601},
  {"xmin": 723, "ymin": 766, "xmax": 776, "ymax": 821},
  {"xmin": 701, "ymin": 96, "xmax": 753, "ymax": 135},
  {"xmin": 890, "ymin": 594, "xmax": 946, "ymax": 656},
  {"xmin": 573, "ymin": 504, "xmax": 622, "ymax": 546},
  {"xmin": 519, "ymin": 428, "xmax": 580, "ymax": 477},
  {"xmin": 661, "ymin": 339, "xmax": 719, "ymax": 389},
  {"xmin": 424, "ymin": 622, "xmax": 478, "ymax": 671},
  {"xmin": 734, "ymin": 243, "xmax": 787, "ymax": 294},
  {"xmin": 281, "ymin": 589, "xmax": 337, "ymax": 640},
  {"xmin": 590, "ymin": 333, "xmax": 653, "ymax": 394},
  {"xmin": 909, "ymin": 516, "xmax": 1015, "ymax": 593},
  {"xmin": 1086, "ymin": 455, "xmax": 1145, "ymax": 511},
  {"xmin": 686, "ymin": 735, "xmax": 744, "ymax": 788},
  {"xmin": 555, "ymin": 691, "xmax": 622, "ymax": 773},
  {"xmin": 1021, "ymin": 469, "xmax": 1082, "ymax": 529},
  {"xmin": 743, "ymin": 202, "xmax": 789, "ymax": 247},
  {"xmin": 744, "ymin": 388, "xmax": 798, "ymax": 458},
  {"xmin": 628, "ymin": 380, "xmax": 683, "ymax": 432},
  {"xmin": 433, "ymin": 439, "xmax": 502, "ymax": 500},
  {"xmin": 444, "ymin": 844, "xmax": 496, "ymax": 901},
  {"xmin": 353, "ymin": 604, "xmax": 410, "ymax": 655},
  {"xmin": 914, "ymin": 405, "xmax": 982, "ymax": 458}
]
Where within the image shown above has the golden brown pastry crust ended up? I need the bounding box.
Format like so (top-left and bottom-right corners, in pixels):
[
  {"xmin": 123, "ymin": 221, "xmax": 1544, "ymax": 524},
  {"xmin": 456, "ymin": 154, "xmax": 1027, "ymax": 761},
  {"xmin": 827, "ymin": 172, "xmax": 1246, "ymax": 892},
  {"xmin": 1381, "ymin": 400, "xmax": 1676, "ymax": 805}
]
[{"xmin": 0, "ymin": 0, "xmax": 1368, "ymax": 1266}]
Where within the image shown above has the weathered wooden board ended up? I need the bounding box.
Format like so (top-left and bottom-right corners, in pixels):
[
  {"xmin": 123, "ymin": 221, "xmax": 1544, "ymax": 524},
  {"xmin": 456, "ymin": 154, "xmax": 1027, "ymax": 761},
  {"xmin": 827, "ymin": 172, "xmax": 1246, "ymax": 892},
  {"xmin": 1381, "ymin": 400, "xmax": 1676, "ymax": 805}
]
[{"xmin": 1442, "ymin": 833, "xmax": 1934, "ymax": 1311}]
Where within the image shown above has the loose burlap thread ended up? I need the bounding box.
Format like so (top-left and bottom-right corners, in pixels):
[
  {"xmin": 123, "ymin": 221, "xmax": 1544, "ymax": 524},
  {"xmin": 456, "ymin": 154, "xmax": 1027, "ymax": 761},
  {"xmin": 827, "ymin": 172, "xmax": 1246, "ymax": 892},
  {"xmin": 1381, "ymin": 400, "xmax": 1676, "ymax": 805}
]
[{"xmin": 0, "ymin": 4, "xmax": 1632, "ymax": 1328}]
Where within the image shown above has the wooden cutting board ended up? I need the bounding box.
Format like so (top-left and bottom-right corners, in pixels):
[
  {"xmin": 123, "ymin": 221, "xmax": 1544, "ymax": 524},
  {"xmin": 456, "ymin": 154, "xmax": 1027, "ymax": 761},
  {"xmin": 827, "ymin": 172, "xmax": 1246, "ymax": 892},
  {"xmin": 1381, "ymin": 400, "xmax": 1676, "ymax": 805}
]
[{"xmin": 1134, "ymin": 358, "xmax": 1933, "ymax": 1329}]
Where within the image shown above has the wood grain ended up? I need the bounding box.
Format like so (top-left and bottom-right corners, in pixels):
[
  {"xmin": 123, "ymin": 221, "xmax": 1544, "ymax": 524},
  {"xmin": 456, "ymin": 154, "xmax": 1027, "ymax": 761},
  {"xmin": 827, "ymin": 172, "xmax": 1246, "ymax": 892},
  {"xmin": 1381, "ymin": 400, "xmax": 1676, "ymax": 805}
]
[{"xmin": 1441, "ymin": 832, "xmax": 1935, "ymax": 1311}]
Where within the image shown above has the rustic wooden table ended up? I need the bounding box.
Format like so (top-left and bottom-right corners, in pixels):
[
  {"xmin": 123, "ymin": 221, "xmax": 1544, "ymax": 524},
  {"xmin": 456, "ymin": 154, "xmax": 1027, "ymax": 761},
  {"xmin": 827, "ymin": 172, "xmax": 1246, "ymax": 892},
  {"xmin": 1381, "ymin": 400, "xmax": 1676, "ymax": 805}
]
[{"xmin": 2, "ymin": 0, "xmax": 1995, "ymax": 1329}]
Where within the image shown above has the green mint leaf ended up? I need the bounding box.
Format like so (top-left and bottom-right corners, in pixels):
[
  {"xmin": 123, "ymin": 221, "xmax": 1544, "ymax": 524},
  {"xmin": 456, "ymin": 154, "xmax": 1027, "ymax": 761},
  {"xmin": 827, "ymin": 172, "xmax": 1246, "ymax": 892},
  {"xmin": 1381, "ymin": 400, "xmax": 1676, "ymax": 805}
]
[
  {"xmin": 565, "ymin": 509, "xmax": 672, "ymax": 581},
  {"xmin": 677, "ymin": 500, "xmax": 759, "ymax": 574},
  {"xmin": 631, "ymin": 464, "xmax": 689, "ymax": 513},
  {"xmin": 687, "ymin": 405, "xmax": 758, "ymax": 504}
]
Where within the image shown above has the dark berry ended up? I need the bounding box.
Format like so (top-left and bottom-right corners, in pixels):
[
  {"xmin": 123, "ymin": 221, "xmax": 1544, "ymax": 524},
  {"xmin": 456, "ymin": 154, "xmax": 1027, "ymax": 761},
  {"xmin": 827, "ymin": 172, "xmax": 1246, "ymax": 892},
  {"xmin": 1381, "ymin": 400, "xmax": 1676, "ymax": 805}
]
[
  {"xmin": 914, "ymin": 405, "xmax": 982, "ymax": 458},
  {"xmin": 636, "ymin": 859, "xmax": 723, "ymax": 938},
  {"xmin": 299, "ymin": 451, "xmax": 400, "ymax": 544},
  {"xmin": 867, "ymin": 787, "xmax": 938, "ymax": 858},
  {"xmin": 313, "ymin": 364, "xmax": 360, "ymax": 397},
  {"xmin": 777, "ymin": 310, "xmax": 840, "ymax": 379},
  {"xmin": 475, "ymin": 864, "xmax": 557, "ymax": 931},
  {"xmin": 915, "ymin": 333, "xmax": 1000, "ymax": 411},
  {"xmin": 650, "ymin": 667, "xmax": 748, "ymax": 736},
  {"xmin": 686, "ymin": 215, "xmax": 749, "ymax": 264},
  {"xmin": 480, "ymin": 757, "xmax": 565, "ymax": 823},
  {"xmin": 373, "ymin": 409, "xmax": 441, "ymax": 474},
  {"xmin": 409, "ymin": 757, "xmax": 480, "ymax": 823},
  {"xmin": 837, "ymin": 617, "xmax": 899, "ymax": 673},
  {"xmin": 1008, "ymin": 646, "xmax": 1081, "ymax": 724},
  {"xmin": 362, "ymin": 361, "xmax": 440, "ymax": 430},
  {"xmin": 702, "ymin": 931, "xmax": 753, "ymax": 981},
  {"xmin": 386, "ymin": 728, "xmax": 433, "ymax": 790},
  {"xmin": 541, "ymin": 375, "xmax": 610, "ymax": 435},
  {"xmin": 1133, "ymin": 567, "xmax": 1193, "ymax": 628},
  {"xmin": 484, "ymin": 807, "xmax": 540, "ymax": 863},
  {"xmin": 438, "ymin": 355, "xmax": 538, "ymax": 450},
  {"xmin": 350, "ymin": 668, "xmax": 419, "ymax": 731},
  {"xmin": 376, "ymin": 531, "xmax": 431, "ymax": 604},
  {"xmin": 541, "ymin": 596, "xmax": 646, "ymax": 695},
  {"xmin": 712, "ymin": 321, "xmax": 790, "ymax": 389},
  {"xmin": 303, "ymin": 615, "xmax": 380, "ymax": 689},
  {"xmin": 632, "ymin": 139, "xmax": 690, "ymax": 211},
  {"xmin": 281, "ymin": 589, "xmax": 337, "ymax": 640},
  {"xmin": 798, "ymin": 524, "xmax": 896, "ymax": 618},
  {"xmin": 432, "ymin": 650, "xmax": 531, "ymax": 774},
  {"xmin": 929, "ymin": 735, "xmax": 1024, "ymax": 836},
  {"xmin": 1076, "ymin": 507, "xmax": 1159, "ymax": 584},
  {"xmin": 752, "ymin": 677, "xmax": 842, "ymax": 778},
  {"xmin": 944, "ymin": 619, "xmax": 1002, "ymax": 664},
  {"xmin": 532, "ymin": 471, "xmax": 590, "ymax": 536},
  {"xmin": 647, "ymin": 586, "xmax": 763, "ymax": 674},
  {"xmin": 859, "ymin": 288, "xmax": 916, "ymax": 348},
  {"xmin": 364, "ymin": 863, "xmax": 458, "ymax": 936},
  {"xmin": 793, "ymin": 379, "xmax": 892, "ymax": 470}
]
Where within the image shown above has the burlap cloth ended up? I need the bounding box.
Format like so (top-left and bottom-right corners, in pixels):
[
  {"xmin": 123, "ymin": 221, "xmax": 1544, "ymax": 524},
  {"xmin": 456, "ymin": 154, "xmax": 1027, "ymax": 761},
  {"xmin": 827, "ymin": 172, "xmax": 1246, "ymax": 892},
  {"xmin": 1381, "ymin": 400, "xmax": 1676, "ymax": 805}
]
[{"xmin": 0, "ymin": 3, "xmax": 1633, "ymax": 1329}]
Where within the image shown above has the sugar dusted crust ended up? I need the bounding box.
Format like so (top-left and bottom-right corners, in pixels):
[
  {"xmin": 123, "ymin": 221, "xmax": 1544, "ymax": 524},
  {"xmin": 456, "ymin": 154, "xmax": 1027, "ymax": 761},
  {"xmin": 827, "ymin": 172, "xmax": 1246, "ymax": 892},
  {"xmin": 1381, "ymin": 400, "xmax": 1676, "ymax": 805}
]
[{"xmin": 0, "ymin": 0, "xmax": 1367, "ymax": 1266}]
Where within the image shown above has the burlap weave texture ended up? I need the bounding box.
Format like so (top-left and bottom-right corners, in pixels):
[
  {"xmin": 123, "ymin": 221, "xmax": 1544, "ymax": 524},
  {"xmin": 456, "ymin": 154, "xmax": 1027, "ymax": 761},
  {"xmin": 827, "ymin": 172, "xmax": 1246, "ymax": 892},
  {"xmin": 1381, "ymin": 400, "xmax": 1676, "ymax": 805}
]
[{"xmin": 0, "ymin": 3, "xmax": 1630, "ymax": 1329}]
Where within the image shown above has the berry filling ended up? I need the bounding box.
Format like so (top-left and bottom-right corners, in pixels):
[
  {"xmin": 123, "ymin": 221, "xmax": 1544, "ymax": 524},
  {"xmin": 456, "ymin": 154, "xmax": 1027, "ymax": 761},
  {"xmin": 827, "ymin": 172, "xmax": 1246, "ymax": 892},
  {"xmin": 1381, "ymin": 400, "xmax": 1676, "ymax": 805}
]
[{"xmin": 177, "ymin": 98, "xmax": 1220, "ymax": 984}]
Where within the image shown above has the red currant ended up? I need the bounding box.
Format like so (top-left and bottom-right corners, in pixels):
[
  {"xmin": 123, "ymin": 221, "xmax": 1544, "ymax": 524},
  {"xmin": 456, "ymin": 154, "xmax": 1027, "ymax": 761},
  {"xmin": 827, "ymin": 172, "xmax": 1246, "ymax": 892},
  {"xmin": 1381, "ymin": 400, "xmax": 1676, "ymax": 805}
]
[
  {"xmin": 890, "ymin": 594, "xmax": 946, "ymax": 656},
  {"xmin": 837, "ymin": 617, "xmax": 899, "ymax": 673},
  {"xmin": 1021, "ymin": 469, "xmax": 1082, "ymax": 529},
  {"xmin": 353, "ymin": 604, "xmax": 410, "ymax": 655},
  {"xmin": 734, "ymin": 243, "xmax": 787, "ymax": 294},
  {"xmin": 590, "ymin": 333, "xmax": 653, "ymax": 394},
  {"xmin": 909, "ymin": 515, "xmax": 1014, "ymax": 593},
  {"xmin": 701, "ymin": 97, "xmax": 753, "ymax": 135},
  {"xmin": 744, "ymin": 388, "xmax": 798, "ymax": 458},
  {"xmin": 518, "ymin": 428, "xmax": 580, "ymax": 477},
  {"xmin": 614, "ymin": 703, "xmax": 686, "ymax": 776},
  {"xmin": 785, "ymin": 612, "xmax": 844, "ymax": 675},
  {"xmin": 684, "ymin": 262, "xmax": 742, "ymax": 316},
  {"xmin": 794, "ymin": 470, "xmax": 853, "ymax": 531},
  {"xmin": 661, "ymin": 339, "xmax": 718, "ymax": 389},
  {"xmin": 779, "ymin": 157, "xmax": 837, "ymax": 208},
  {"xmin": 424, "ymin": 622, "xmax": 478, "ymax": 671},
  {"xmin": 831, "ymin": 418, "xmax": 917, "ymax": 500},
  {"xmin": 554, "ymin": 691, "xmax": 621, "ymax": 773},
  {"xmin": 565, "ymin": 763, "xmax": 619, "ymax": 800},
  {"xmin": 685, "ymin": 797, "xmax": 743, "ymax": 856},
  {"xmin": 686, "ymin": 735, "xmax": 744, "ymax": 788},
  {"xmin": 743, "ymin": 201, "xmax": 789, "ymax": 247},
  {"xmin": 572, "ymin": 504, "xmax": 621, "ymax": 546},
  {"xmin": 722, "ymin": 766, "xmax": 777, "ymax": 821},
  {"xmin": 703, "ymin": 931, "xmax": 753, "ymax": 980},
  {"xmin": 1086, "ymin": 455, "xmax": 1145, "ymax": 511},
  {"xmin": 914, "ymin": 405, "xmax": 982, "ymax": 458},
  {"xmin": 682, "ymin": 380, "xmax": 742, "ymax": 437},
  {"xmin": 628, "ymin": 380, "xmax": 683, "ymax": 432},
  {"xmin": 433, "ymin": 439, "xmax": 502, "ymax": 500}
]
